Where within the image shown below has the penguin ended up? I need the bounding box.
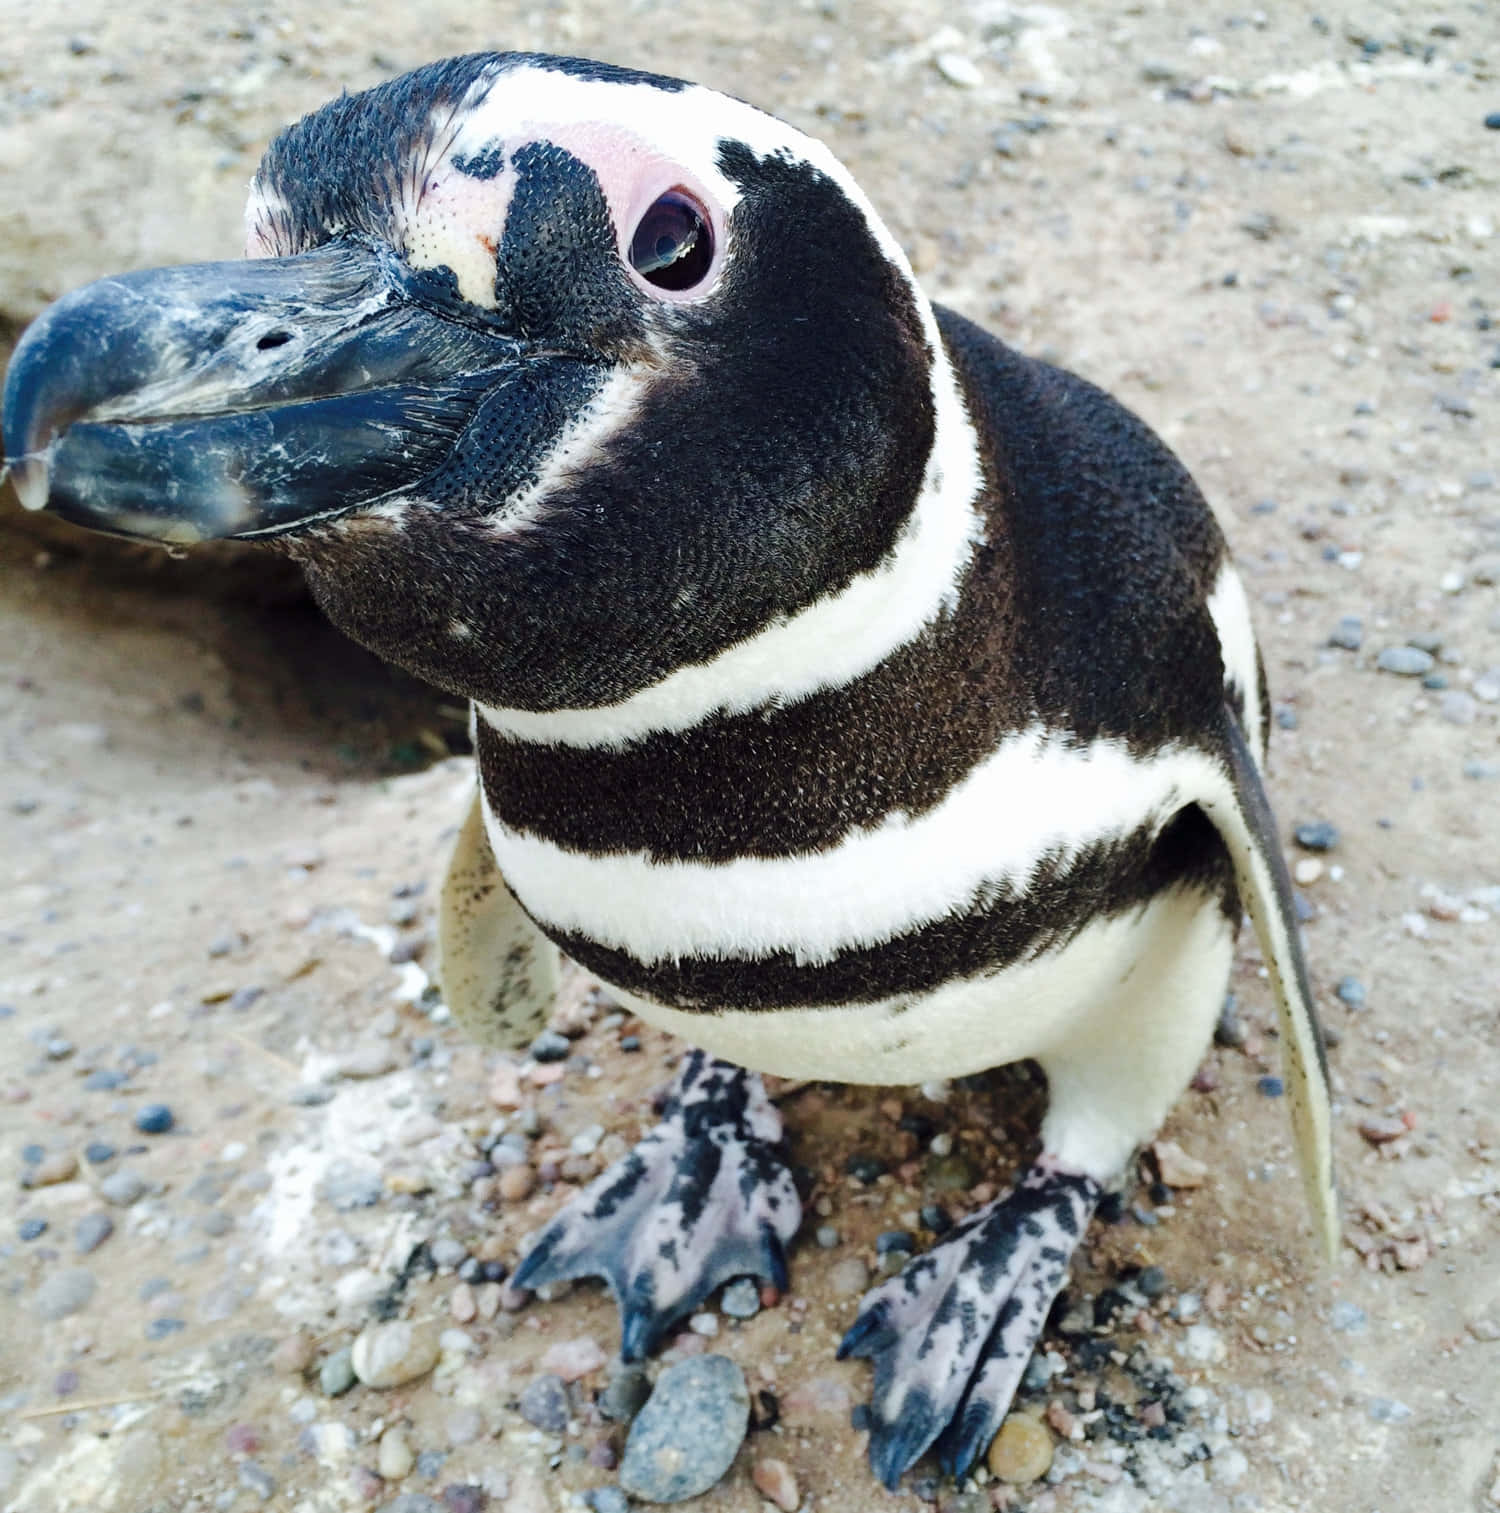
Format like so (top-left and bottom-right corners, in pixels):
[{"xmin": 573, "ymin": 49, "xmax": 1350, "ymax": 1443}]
[{"xmin": 1, "ymin": 51, "xmax": 1338, "ymax": 1488}]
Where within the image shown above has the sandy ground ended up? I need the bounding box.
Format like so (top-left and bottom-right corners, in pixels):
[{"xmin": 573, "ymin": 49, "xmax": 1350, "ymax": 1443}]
[{"xmin": 2, "ymin": 3, "xmax": 1499, "ymax": 1511}]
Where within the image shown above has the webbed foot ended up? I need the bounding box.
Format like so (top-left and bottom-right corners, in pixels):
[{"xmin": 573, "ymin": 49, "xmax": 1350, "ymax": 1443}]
[
  {"xmin": 513, "ymin": 1049, "xmax": 801, "ymax": 1358},
  {"xmin": 838, "ymin": 1158, "xmax": 1100, "ymax": 1488}
]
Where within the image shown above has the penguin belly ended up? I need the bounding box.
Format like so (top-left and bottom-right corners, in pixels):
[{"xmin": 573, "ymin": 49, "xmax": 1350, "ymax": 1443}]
[{"xmin": 591, "ymin": 885, "xmax": 1234, "ymax": 1087}]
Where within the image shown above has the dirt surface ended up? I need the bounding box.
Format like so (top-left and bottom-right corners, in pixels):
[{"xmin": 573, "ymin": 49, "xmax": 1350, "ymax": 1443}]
[{"xmin": 2, "ymin": 4, "xmax": 1499, "ymax": 1512}]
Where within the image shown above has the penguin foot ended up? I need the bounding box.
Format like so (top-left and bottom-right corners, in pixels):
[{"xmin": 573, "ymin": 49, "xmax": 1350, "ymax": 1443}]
[
  {"xmin": 839, "ymin": 1157, "xmax": 1101, "ymax": 1489},
  {"xmin": 512, "ymin": 1049, "xmax": 801, "ymax": 1358}
]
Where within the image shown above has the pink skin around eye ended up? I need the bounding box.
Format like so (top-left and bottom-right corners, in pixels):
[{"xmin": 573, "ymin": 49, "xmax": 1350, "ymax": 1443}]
[
  {"xmin": 241, "ymin": 121, "xmax": 728, "ymax": 304},
  {"xmin": 448, "ymin": 119, "xmax": 728, "ymax": 304}
]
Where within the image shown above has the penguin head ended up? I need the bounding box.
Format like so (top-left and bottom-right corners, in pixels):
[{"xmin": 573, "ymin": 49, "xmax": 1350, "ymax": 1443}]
[{"xmin": 3, "ymin": 54, "xmax": 945, "ymax": 709}]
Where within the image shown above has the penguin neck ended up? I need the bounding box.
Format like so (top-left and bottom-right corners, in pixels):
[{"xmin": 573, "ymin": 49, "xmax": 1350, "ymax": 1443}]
[{"xmin": 473, "ymin": 335, "xmax": 988, "ymax": 752}]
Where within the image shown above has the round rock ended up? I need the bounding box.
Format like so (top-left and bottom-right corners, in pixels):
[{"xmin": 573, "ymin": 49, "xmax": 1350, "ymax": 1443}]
[
  {"xmin": 134, "ymin": 1103, "xmax": 175, "ymax": 1134},
  {"xmin": 620, "ymin": 1354, "xmax": 750, "ymax": 1504},
  {"xmin": 351, "ymin": 1321, "xmax": 440, "ymax": 1389},
  {"xmin": 987, "ymin": 1414, "xmax": 1053, "ymax": 1483},
  {"xmin": 517, "ymin": 1372, "xmax": 570, "ymax": 1432},
  {"xmin": 34, "ymin": 1268, "xmax": 97, "ymax": 1320}
]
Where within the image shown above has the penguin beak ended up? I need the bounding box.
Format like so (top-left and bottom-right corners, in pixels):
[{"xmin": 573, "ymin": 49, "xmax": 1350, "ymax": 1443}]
[{"xmin": 1, "ymin": 239, "xmax": 541, "ymax": 543}]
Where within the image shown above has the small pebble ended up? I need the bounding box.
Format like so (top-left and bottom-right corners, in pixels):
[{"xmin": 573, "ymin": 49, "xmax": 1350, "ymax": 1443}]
[
  {"xmin": 1294, "ymin": 858, "xmax": 1324, "ymax": 885},
  {"xmin": 751, "ymin": 1457, "xmax": 800, "ymax": 1511},
  {"xmin": 875, "ymin": 1229, "xmax": 915, "ymax": 1256},
  {"xmin": 815, "ymin": 1225, "xmax": 841, "ymax": 1249},
  {"xmin": 829, "ymin": 1257, "xmax": 871, "ymax": 1297},
  {"xmin": 1366, "ymin": 1397, "xmax": 1411, "ymax": 1424},
  {"xmin": 430, "ymin": 1236, "xmax": 468, "ymax": 1270},
  {"xmin": 1213, "ymin": 995, "xmax": 1247, "ymax": 1047},
  {"xmin": 517, "ymin": 1373, "xmax": 570, "ymax": 1433},
  {"xmin": 441, "ymin": 1486, "xmax": 486, "ymax": 1513},
  {"xmin": 540, "ymin": 1337, "xmax": 608, "ymax": 1381},
  {"xmin": 986, "ymin": 1415, "xmax": 1054, "ymax": 1484},
  {"xmin": 225, "ymin": 1423, "xmax": 262, "ymax": 1455},
  {"xmin": 919, "ymin": 1203, "xmax": 952, "ymax": 1235},
  {"xmin": 689, "ymin": 1311, "xmax": 720, "ymax": 1337},
  {"xmin": 445, "ymin": 1406, "xmax": 484, "ymax": 1447},
  {"xmin": 721, "ymin": 1277, "xmax": 761, "ymax": 1318},
  {"xmin": 84, "ymin": 1141, "xmax": 116, "ymax": 1164},
  {"xmin": 33, "ymin": 1268, "xmax": 96, "ymax": 1320},
  {"xmin": 134, "ymin": 1103, "xmax": 175, "ymax": 1134},
  {"xmin": 498, "ymin": 1164, "xmax": 535, "ymax": 1202},
  {"xmin": 584, "ymin": 1489, "xmax": 629, "ymax": 1513},
  {"xmin": 529, "ymin": 1031, "xmax": 571, "ymax": 1063},
  {"xmin": 844, "ymin": 1154, "xmax": 886, "ymax": 1184},
  {"xmin": 1327, "ymin": 616, "xmax": 1363, "ymax": 651},
  {"xmin": 1358, "ymin": 1115, "xmax": 1407, "ymax": 1145},
  {"xmin": 1294, "ymin": 821, "xmax": 1339, "ymax": 851},
  {"xmin": 450, "ymin": 1283, "xmax": 477, "ymax": 1323},
  {"xmin": 599, "ymin": 1365, "xmax": 652, "ymax": 1423},
  {"xmin": 1335, "ymin": 976, "xmax": 1367, "ymax": 1009},
  {"xmin": 319, "ymin": 1347, "xmax": 357, "ymax": 1396},
  {"xmin": 100, "ymin": 1170, "xmax": 148, "ymax": 1206},
  {"xmin": 1375, "ymin": 646, "xmax": 1434, "ymax": 677},
  {"xmin": 74, "ymin": 1212, "xmax": 114, "ymax": 1254},
  {"xmin": 1257, "ymin": 1075, "xmax": 1285, "ymax": 1097},
  {"xmin": 273, "ymin": 1331, "xmax": 315, "ymax": 1375},
  {"xmin": 18, "ymin": 1217, "xmax": 48, "ymax": 1241},
  {"xmin": 379, "ymin": 1427, "xmax": 415, "ymax": 1480},
  {"xmin": 22, "ymin": 1151, "xmax": 78, "ymax": 1188},
  {"xmin": 353, "ymin": 1321, "xmax": 440, "ymax": 1388},
  {"xmin": 620, "ymin": 1354, "xmax": 750, "ymax": 1504}
]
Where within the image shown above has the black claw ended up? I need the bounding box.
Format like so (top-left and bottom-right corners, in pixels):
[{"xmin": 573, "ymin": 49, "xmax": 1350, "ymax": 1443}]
[
  {"xmin": 511, "ymin": 1236, "xmax": 558, "ymax": 1291},
  {"xmin": 935, "ymin": 1399, "xmax": 997, "ymax": 1481},
  {"xmin": 866, "ymin": 1395, "xmax": 941, "ymax": 1490},
  {"xmin": 620, "ymin": 1304, "xmax": 663, "ymax": 1363},
  {"xmin": 836, "ymin": 1304, "xmax": 894, "ymax": 1361},
  {"xmin": 761, "ymin": 1227, "xmax": 790, "ymax": 1292}
]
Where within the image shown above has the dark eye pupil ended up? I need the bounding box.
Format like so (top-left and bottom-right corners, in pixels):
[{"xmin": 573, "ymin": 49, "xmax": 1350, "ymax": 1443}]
[{"xmin": 629, "ymin": 191, "xmax": 714, "ymax": 291}]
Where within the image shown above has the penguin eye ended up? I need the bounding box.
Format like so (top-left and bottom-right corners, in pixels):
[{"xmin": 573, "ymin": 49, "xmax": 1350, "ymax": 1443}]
[{"xmin": 628, "ymin": 190, "xmax": 714, "ymax": 292}]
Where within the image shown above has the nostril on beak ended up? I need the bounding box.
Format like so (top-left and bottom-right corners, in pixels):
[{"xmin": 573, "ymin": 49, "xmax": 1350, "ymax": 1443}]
[{"xmin": 256, "ymin": 330, "xmax": 294, "ymax": 351}]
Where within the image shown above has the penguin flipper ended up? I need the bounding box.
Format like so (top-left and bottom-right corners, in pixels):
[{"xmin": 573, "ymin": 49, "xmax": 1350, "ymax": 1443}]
[
  {"xmin": 513, "ymin": 1050, "xmax": 801, "ymax": 1357},
  {"xmin": 1202, "ymin": 707, "xmax": 1340, "ymax": 1262},
  {"xmin": 438, "ymin": 786, "xmax": 560, "ymax": 1050}
]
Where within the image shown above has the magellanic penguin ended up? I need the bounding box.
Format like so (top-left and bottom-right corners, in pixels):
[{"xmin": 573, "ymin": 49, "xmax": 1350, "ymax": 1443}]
[{"xmin": 2, "ymin": 52, "xmax": 1339, "ymax": 1488}]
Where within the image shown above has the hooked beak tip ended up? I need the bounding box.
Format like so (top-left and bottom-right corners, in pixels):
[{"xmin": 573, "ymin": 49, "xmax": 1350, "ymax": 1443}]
[{"xmin": 5, "ymin": 453, "xmax": 52, "ymax": 513}]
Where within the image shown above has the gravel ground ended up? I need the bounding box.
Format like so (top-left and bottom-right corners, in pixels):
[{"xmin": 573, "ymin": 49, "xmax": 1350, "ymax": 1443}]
[{"xmin": 2, "ymin": 3, "xmax": 1499, "ymax": 1512}]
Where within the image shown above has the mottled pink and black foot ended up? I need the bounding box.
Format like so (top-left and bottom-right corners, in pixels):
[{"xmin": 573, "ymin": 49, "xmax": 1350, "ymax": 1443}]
[
  {"xmin": 512, "ymin": 1050, "xmax": 801, "ymax": 1358},
  {"xmin": 839, "ymin": 1158, "xmax": 1100, "ymax": 1488}
]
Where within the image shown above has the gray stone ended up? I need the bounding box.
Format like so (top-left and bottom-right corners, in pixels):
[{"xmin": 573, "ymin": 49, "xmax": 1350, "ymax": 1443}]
[
  {"xmin": 1335, "ymin": 977, "xmax": 1367, "ymax": 1010},
  {"xmin": 1366, "ymin": 1396, "xmax": 1411, "ymax": 1423},
  {"xmin": 599, "ymin": 1365, "xmax": 651, "ymax": 1424},
  {"xmin": 517, "ymin": 1372, "xmax": 570, "ymax": 1432},
  {"xmin": 529, "ymin": 1031, "xmax": 572, "ymax": 1063},
  {"xmin": 377, "ymin": 1498, "xmax": 443, "ymax": 1513},
  {"xmin": 584, "ymin": 1490, "xmax": 630, "ymax": 1513},
  {"xmin": 99, "ymin": 1169, "xmax": 148, "ymax": 1206},
  {"xmin": 319, "ymin": 1347, "xmax": 356, "ymax": 1396},
  {"xmin": 74, "ymin": 1212, "xmax": 114, "ymax": 1254},
  {"xmin": 429, "ymin": 1236, "xmax": 467, "ymax": 1270},
  {"xmin": 1376, "ymin": 645, "xmax": 1434, "ymax": 676},
  {"xmin": 1328, "ymin": 616, "xmax": 1364, "ymax": 650},
  {"xmin": 815, "ymin": 1225, "xmax": 841, "ymax": 1249},
  {"xmin": 319, "ymin": 1160, "xmax": 383, "ymax": 1211},
  {"xmin": 720, "ymin": 1278, "xmax": 761, "ymax": 1319},
  {"xmin": 34, "ymin": 1268, "xmax": 96, "ymax": 1320},
  {"xmin": 828, "ymin": 1257, "xmax": 870, "ymax": 1297},
  {"xmin": 620, "ymin": 1354, "xmax": 750, "ymax": 1503}
]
